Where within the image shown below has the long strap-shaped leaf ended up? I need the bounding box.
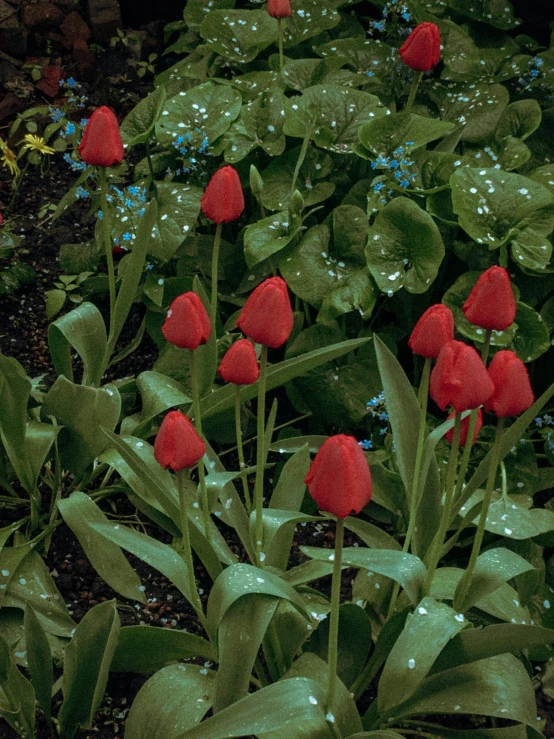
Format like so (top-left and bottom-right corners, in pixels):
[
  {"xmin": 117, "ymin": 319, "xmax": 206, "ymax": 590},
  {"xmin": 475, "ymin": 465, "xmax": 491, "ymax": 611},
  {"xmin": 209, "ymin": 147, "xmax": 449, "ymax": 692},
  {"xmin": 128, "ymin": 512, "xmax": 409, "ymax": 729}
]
[{"xmin": 374, "ymin": 336, "xmax": 441, "ymax": 558}]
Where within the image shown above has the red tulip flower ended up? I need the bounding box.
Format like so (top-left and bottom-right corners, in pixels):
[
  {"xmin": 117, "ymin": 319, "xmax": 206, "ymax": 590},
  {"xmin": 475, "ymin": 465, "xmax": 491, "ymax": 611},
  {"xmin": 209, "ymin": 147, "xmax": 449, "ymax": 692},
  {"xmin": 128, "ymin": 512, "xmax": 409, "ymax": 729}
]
[
  {"xmin": 218, "ymin": 339, "xmax": 260, "ymax": 385},
  {"xmin": 485, "ymin": 350, "xmax": 534, "ymax": 417},
  {"xmin": 267, "ymin": 0, "xmax": 292, "ymax": 18},
  {"xmin": 162, "ymin": 292, "xmax": 212, "ymax": 350},
  {"xmin": 445, "ymin": 408, "xmax": 482, "ymax": 447},
  {"xmin": 154, "ymin": 410, "xmax": 205, "ymax": 471},
  {"xmin": 305, "ymin": 435, "xmax": 372, "ymax": 519},
  {"xmin": 201, "ymin": 165, "xmax": 245, "ymax": 224},
  {"xmin": 78, "ymin": 106, "xmax": 124, "ymax": 167},
  {"xmin": 237, "ymin": 276, "xmax": 294, "ymax": 349},
  {"xmin": 430, "ymin": 340, "xmax": 494, "ymax": 412},
  {"xmin": 399, "ymin": 22, "xmax": 441, "ymax": 73},
  {"xmin": 462, "ymin": 266, "xmax": 516, "ymax": 332},
  {"xmin": 0, "ymin": 212, "xmax": 3, "ymax": 226},
  {"xmin": 409, "ymin": 304, "xmax": 454, "ymax": 359}
]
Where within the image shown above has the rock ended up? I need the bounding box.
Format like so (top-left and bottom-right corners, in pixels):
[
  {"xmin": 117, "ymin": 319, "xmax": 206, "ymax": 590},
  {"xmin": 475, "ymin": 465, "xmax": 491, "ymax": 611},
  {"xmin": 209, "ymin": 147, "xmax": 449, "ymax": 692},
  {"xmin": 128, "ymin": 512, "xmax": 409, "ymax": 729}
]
[
  {"xmin": 0, "ymin": 60, "xmax": 17, "ymax": 84},
  {"xmin": 0, "ymin": 0, "xmax": 26, "ymax": 56},
  {"xmin": 87, "ymin": 0, "xmax": 122, "ymax": 43},
  {"xmin": 0, "ymin": 92, "xmax": 25, "ymax": 122},
  {"xmin": 60, "ymin": 10, "xmax": 90, "ymax": 42},
  {"xmin": 73, "ymin": 38, "xmax": 95, "ymax": 72},
  {"xmin": 35, "ymin": 65, "xmax": 62, "ymax": 97},
  {"xmin": 22, "ymin": 2, "xmax": 63, "ymax": 29}
]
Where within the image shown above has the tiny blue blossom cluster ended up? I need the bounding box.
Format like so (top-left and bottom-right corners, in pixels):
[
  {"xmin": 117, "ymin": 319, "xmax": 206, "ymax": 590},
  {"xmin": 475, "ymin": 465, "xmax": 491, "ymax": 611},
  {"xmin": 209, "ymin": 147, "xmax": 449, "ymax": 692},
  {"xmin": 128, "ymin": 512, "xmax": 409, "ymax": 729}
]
[
  {"xmin": 167, "ymin": 128, "xmax": 211, "ymax": 179},
  {"xmin": 366, "ymin": 391, "xmax": 393, "ymax": 450},
  {"xmin": 58, "ymin": 77, "xmax": 88, "ymax": 108},
  {"xmin": 370, "ymin": 142, "xmax": 416, "ymax": 204},
  {"xmin": 517, "ymin": 56, "xmax": 544, "ymax": 90},
  {"xmin": 368, "ymin": 0, "xmax": 412, "ymax": 37}
]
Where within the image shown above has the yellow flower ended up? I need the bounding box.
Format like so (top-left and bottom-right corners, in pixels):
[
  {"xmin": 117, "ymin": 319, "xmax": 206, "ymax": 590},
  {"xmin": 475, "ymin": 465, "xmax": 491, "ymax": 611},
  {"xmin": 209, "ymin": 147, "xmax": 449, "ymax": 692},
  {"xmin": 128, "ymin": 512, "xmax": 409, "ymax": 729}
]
[
  {"xmin": 21, "ymin": 134, "xmax": 55, "ymax": 156},
  {"xmin": 0, "ymin": 138, "xmax": 20, "ymax": 177}
]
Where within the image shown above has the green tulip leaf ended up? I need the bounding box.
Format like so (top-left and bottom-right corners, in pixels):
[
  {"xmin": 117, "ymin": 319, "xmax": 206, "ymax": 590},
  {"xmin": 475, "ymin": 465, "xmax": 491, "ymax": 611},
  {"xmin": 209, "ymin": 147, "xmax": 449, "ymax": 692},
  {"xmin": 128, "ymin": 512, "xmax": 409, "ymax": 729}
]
[
  {"xmin": 125, "ymin": 664, "xmax": 215, "ymax": 739},
  {"xmin": 112, "ymin": 626, "xmax": 216, "ymax": 673},
  {"xmin": 41, "ymin": 377, "xmax": 121, "ymax": 475},
  {"xmin": 58, "ymin": 601, "xmax": 120, "ymax": 739},
  {"xmin": 378, "ymin": 597, "xmax": 467, "ymax": 713},
  {"xmin": 58, "ymin": 492, "xmax": 146, "ymax": 603}
]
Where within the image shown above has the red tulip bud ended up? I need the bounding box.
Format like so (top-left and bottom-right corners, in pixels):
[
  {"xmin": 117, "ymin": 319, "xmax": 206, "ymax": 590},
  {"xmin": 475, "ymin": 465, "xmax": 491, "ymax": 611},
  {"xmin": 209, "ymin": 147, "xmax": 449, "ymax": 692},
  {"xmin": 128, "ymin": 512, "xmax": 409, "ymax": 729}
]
[
  {"xmin": 485, "ymin": 350, "xmax": 534, "ymax": 417},
  {"xmin": 462, "ymin": 266, "xmax": 516, "ymax": 332},
  {"xmin": 267, "ymin": 0, "xmax": 292, "ymax": 18},
  {"xmin": 408, "ymin": 304, "xmax": 454, "ymax": 359},
  {"xmin": 236, "ymin": 276, "xmax": 294, "ymax": 349},
  {"xmin": 0, "ymin": 213, "xmax": 3, "ymax": 226},
  {"xmin": 201, "ymin": 165, "xmax": 245, "ymax": 224},
  {"xmin": 162, "ymin": 292, "xmax": 212, "ymax": 350},
  {"xmin": 399, "ymin": 22, "xmax": 441, "ymax": 73},
  {"xmin": 430, "ymin": 340, "xmax": 494, "ymax": 412},
  {"xmin": 154, "ymin": 410, "xmax": 205, "ymax": 472},
  {"xmin": 218, "ymin": 339, "xmax": 260, "ymax": 385},
  {"xmin": 78, "ymin": 106, "xmax": 124, "ymax": 167},
  {"xmin": 305, "ymin": 435, "xmax": 372, "ymax": 519},
  {"xmin": 112, "ymin": 246, "xmax": 128, "ymax": 256},
  {"xmin": 445, "ymin": 409, "xmax": 482, "ymax": 447}
]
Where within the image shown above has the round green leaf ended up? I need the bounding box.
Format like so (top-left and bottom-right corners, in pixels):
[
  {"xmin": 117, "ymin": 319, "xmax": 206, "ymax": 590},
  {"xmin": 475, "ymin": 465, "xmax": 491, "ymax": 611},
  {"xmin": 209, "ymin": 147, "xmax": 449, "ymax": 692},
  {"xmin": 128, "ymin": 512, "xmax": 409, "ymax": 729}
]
[
  {"xmin": 223, "ymin": 89, "xmax": 287, "ymax": 162},
  {"xmin": 428, "ymin": 82, "xmax": 509, "ymax": 143},
  {"xmin": 155, "ymin": 82, "xmax": 242, "ymax": 149},
  {"xmin": 282, "ymin": 0, "xmax": 340, "ymax": 48},
  {"xmin": 365, "ymin": 197, "xmax": 445, "ymax": 294},
  {"xmin": 200, "ymin": 10, "xmax": 278, "ymax": 64},
  {"xmin": 450, "ymin": 167, "xmax": 554, "ymax": 253},
  {"xmin": 284, "ymin": 84, "xmax": 387, "ymax": 154},
  {"xmin": 358, "ymin": 111, "xmax": 455, "ymax": 156}
]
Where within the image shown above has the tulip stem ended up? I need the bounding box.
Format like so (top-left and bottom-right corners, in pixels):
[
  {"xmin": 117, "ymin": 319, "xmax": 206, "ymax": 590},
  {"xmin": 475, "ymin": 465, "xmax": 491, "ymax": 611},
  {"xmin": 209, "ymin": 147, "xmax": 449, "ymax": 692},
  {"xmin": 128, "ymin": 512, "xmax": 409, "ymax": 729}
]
[
  {"xmin": 405, "ymin": 71, "xmax": 423, "ymax": 112},
  {"xmin": 254, "ymin": 344, "xmax": 269, "ymax": 567},
  {"xmin": 423, "ymin": 411, "xmax": 461, "ymax": 595},
  {"xmin": 235, "ymin": 385, "xmax": 252, "ymax": 513},
  {"xmin": 145, "ymin": 138, "xmax": 156, "ymax": 195},
  {"xmin": 452, "ymin": 410, "xmax": 479, "ymax": 510},
  {"xmin": 190, "ymin": 349, "xmax": 211, "ymax": 537},
  {"xmin": 98, "ymin": 167, "xmax": 116, "ymax": 341},
  {"xmin": 210, "ymin": 222, "xmax": 223, "ymax": 331},
  {"xmin": 481, "ymin": 329, "xmax": 492, "ymax": 365},
  {"xmin": 451, "ymin": 333, "xmax": 492, "ymax": 510},
  {"xmin": 278, "ymin": 19, "xmax": 285, "ymax": 72},
  {"xmin": 388, "ymin": 357, "xmax": 431, "ymax": 617},
  {"xmin": 453, "ymin": 417, "xmax": 505, "ymax": 611},
  {"xmin": 177, "ymin": 470, "xmax": 208, "ymax": 631},
  {"xmin": 326, "ymin": 517, "xmax": 345, "ymax": 715}
]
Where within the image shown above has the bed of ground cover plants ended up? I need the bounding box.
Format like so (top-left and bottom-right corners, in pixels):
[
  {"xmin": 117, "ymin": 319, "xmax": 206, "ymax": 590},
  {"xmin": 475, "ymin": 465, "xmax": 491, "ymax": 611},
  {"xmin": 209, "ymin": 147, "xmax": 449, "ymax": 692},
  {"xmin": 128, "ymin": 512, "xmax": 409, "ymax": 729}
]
[{"xmin": 4, "ymin": 0, "xmax": 554, "ymax": 737}]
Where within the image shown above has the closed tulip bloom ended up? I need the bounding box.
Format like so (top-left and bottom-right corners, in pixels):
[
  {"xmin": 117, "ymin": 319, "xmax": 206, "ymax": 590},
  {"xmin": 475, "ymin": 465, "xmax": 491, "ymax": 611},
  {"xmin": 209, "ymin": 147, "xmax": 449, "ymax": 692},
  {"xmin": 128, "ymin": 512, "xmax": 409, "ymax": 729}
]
[
  {"xmin": 154, "ymin": 410, "xmax": 205, "ymax": 471},
  {"xmin": 78, "ymin": 106, "xmax": 124, "ymax": 167},
  {"xmin": 408, "ymin": 304, "xmax": 454, "ymax": 359},
  {"xmin": 399, "ymin": 22, "xmax": 441, "ymax": 72},
  {"xmin": 201, "ymin": 165, "xmax": 245, "ymax": 224},
  {"xmin": 237, "ymin": 276, "xmax": 293, "ymax": 349},
  {"xmin": 445, "ymin": 408, "xmax": 482, "ymax": 447},
  {"xmin": 218, "ymin": 339, "xmax": 260, "ymax": 385},
  {"xmin": 267, "ymin": 0, "xmax": 292, "ymax": 18},
  {"xmin": 162, "ymin": 292, "xmax": 212, "ymax": 350},
  {"xmin": 485, "ymin": 350, "xmax": 534, "ymax": 417},
  {"xmin": 305, "ymin": 435, "xmax": 372, "ymax": 519},
  {"xmin": 430, "ymin": 340, "xmax": 494, "ymax": 412},
  {"xmin": 462, "ymin": 266, "xmax": 516, "ymax": 332}
]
